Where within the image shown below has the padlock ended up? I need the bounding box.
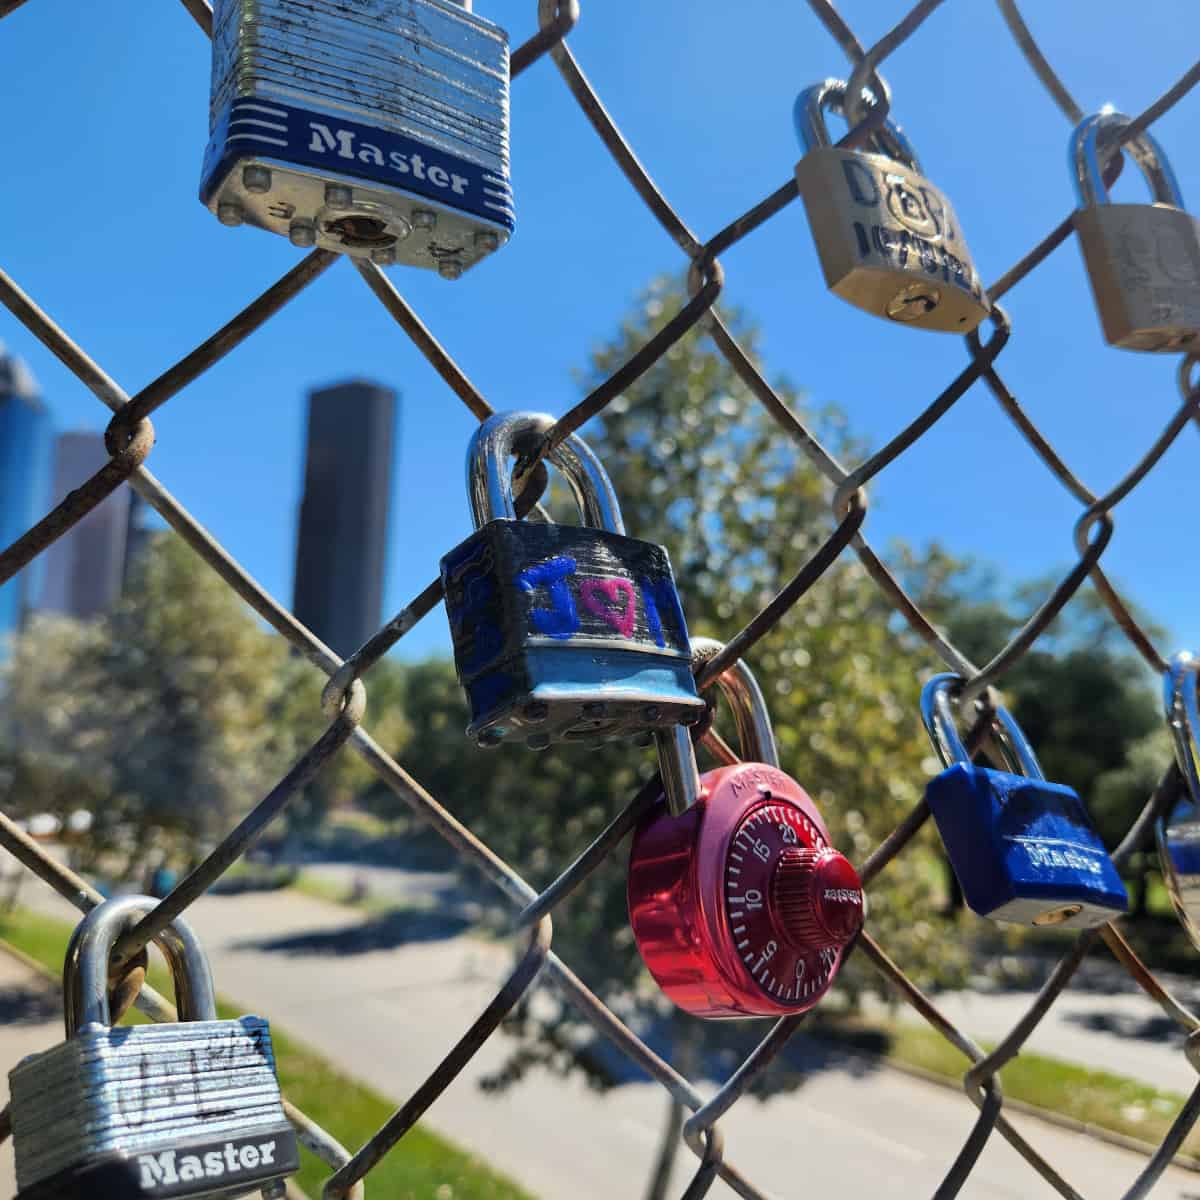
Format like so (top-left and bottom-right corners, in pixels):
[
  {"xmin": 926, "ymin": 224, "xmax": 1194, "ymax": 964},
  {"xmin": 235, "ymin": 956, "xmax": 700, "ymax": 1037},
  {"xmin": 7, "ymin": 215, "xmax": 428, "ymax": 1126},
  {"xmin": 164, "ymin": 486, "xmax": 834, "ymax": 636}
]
[
  {"xmin": 440, "ymin": 411, "xmax": 707, "ymax": 781},
  {"xmin": 200, "ymin": 0, "xmax": 513, "ymax": 278},
  {"xmin": 793, "ymin": 78, "xmax": 989, "ymax": 332},
  {"xmin": 1157, "ymin": 652, "xmax": 1200, "ymax": 949},
  {"xmin": 9, "ymin": 894, "xmax": 298, "ymax": 1199},
  {"xmin": 921, "ymin": 673, "xmax": 1127, "ymax": 928},
  {"xmin": 628, "ymin": 640, "xmax": 864, "ymax": 1018},
  {"xmin": 1070, "ymin": 109, "xmax": 1200, "ymax": 351}
]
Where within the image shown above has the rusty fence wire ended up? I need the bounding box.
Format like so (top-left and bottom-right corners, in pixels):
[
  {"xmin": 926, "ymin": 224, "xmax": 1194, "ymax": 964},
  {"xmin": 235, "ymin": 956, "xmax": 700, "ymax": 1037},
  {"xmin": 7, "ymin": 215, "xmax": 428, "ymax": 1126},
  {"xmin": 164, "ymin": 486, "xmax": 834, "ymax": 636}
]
[{"xmin": 0, "ymin": 1, "xmax": 1199, "ymax": 1197}]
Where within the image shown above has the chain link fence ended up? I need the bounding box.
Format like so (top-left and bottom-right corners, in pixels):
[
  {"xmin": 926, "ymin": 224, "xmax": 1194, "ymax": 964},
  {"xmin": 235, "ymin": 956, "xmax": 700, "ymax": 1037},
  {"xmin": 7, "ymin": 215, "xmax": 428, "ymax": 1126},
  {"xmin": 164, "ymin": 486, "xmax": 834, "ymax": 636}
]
[{"xmin": 0, "ymin": 1, "xmax": 1198, "ymax": 1196}]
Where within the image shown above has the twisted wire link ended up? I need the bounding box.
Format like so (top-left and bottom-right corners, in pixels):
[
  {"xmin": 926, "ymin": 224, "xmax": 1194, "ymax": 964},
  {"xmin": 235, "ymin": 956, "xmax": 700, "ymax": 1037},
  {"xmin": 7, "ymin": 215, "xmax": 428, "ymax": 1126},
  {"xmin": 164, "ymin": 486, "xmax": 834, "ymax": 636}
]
[
  {"xmin": 0, "ymin": 1, "xmax": 1197, "ymax": 1197},
  {"xmin": 994, "ymin": 0, "xmax": 1084, "ymax": 123}
]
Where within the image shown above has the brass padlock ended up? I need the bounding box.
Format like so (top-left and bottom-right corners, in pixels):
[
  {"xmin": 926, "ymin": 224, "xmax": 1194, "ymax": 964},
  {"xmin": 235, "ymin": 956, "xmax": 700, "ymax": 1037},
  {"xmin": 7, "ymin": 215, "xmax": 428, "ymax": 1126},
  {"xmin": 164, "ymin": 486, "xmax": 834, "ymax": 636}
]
[
  {"xmin": 1070, "ymin": 109, "xmax": 1200, "ymax": 352},
  {"xmin": 793, "ymin": 79, "xmax": 989, "ymax": 333}
]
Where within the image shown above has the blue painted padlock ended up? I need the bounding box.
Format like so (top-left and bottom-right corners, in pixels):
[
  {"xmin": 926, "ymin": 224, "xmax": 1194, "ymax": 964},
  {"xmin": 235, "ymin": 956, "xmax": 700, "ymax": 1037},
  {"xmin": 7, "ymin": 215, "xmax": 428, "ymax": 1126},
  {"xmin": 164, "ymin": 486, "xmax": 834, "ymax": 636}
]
[
  {"xmin": 440, "ymin": 412, "xmax": 706, "ymax": 791},
  {"xmin": 921, "ymin": 673, "xmax": 1127, "ymax": 928},
  {"xmin": 1158, "ymin": 652, "xmax": 1200, "ymax": 950}
]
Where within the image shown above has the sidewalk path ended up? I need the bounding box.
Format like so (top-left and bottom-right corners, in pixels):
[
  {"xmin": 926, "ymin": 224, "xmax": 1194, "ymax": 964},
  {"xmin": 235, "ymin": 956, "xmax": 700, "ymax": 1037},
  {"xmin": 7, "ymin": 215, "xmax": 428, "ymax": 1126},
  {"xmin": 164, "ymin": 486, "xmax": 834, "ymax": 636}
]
[{"xmin": 8, "ymin": 881, "xmax": 1200, "ymax": 1198}]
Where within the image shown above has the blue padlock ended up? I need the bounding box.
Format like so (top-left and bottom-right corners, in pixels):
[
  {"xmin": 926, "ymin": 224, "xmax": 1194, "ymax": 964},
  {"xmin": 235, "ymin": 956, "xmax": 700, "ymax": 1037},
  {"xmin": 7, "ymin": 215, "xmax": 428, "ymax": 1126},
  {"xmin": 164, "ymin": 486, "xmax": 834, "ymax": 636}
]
[
  {"xmin": 1158, "ymin": 652, "xmax": 1200, "ymax": 950},
  {"xmin": 921, "ymin": 673, "xmax": 1127, "ymax": 928},
  {"xmin": 440, "ymin": 412, "xmax": 706, "ymax": 809}
]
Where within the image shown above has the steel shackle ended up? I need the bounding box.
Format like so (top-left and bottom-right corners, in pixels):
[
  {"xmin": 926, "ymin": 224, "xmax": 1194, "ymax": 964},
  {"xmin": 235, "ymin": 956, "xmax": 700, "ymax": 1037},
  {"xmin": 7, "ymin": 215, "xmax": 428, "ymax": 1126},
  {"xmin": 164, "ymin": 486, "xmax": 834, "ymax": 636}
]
[
  {"xmin": 1157, "ymin": 652, "xmax": 1200, "ymax": 950},
  {"xmin": 920, "ymin": 673, "xmax": 1045, "ymax": 780},
  {"xmin": 690, "ymin": 637, "xmax": 780, "ymax": 767},
  {"xmin": 467, "ymin": 410, "xmax": 625, "ymax": 533},
  {"xmin": 63, "ymin": 894, "xmax": 218, "ymax": 1036},
  {"xmin": 793, "ymin": 78, "xmax": 922, "ymax": 175},
  {"xmin": 1071, "ymin": 109, "xmax": 1186, "ymax": 210}
]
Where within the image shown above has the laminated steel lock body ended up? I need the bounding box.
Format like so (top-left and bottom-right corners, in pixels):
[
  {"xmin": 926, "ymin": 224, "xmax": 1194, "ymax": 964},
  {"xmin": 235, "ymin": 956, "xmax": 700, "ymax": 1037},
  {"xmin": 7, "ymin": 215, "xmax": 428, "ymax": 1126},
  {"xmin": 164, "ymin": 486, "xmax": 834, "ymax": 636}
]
[
  {"xmin": 1158, "ymin": 652, "xmax": 1200, "ymax": 949},
  {"xmin": 628, "ymin": 640, "xmax": 864, "ymax": 1018},
  {"xmin": 9, "ymin": 895, "xmax": 298, "ymax": 1200},
  {"xmin": 440, "ymin": 411, "xmax": 705, "ymax": 758},
  {"xmin": 1070, "ymin": 110, "xmax": 1200, "ymax": 351},
  {"xmin": 200, "ymin": 0, "xmax": 513, "ymax": 277},
  {"xmin": 922, "ymin": 674, "xmax": 1127, "ymax": 929},
  {"xmin": 794, "ymin": 79, "xmax": 988, "ymax": 332}
]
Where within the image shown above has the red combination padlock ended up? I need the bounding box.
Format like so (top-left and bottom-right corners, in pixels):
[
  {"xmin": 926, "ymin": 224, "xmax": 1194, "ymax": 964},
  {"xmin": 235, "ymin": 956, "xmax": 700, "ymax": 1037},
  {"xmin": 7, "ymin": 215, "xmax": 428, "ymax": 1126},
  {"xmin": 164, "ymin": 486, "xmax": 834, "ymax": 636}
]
[{"xmin": 627, "ymin": 640, "xmax": 864, "ymax": 1018}]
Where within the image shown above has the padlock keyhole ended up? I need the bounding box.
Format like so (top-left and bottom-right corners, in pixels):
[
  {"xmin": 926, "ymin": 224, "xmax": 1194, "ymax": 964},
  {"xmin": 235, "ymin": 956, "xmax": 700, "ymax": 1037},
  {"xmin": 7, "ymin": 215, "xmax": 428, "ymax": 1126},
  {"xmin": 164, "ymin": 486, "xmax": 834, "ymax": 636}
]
[{"xmin": 324, "ymin": 216, "xmax": 396, "ymax": 249}]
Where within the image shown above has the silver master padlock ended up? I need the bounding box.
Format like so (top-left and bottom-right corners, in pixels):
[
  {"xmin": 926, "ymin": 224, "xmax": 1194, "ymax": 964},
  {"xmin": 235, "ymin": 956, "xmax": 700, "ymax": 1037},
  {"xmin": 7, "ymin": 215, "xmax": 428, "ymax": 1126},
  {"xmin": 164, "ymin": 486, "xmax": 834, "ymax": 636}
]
[
  {"xmin": 200, "ymin": 0, "xmax": 513, "ymax": 278},
  {"xmin": 794, "ymin": 79, "xmax": 989, "ymax": 333},
  {"xmin": 1070, "ymin": 109, "xmax": 1200, "ymax": 351},
  {"xmin": 9, "ymin": 895, "xmax": 298, "ymax": 1200}
]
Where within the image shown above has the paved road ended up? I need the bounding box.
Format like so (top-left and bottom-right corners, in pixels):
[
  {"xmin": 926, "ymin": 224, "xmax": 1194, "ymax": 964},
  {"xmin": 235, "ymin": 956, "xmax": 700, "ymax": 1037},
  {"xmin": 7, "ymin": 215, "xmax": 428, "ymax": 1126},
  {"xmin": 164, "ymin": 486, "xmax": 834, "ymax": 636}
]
[{"xmin": 8, "ymin": 883, "xmax": 1198, "ymax": 1199}]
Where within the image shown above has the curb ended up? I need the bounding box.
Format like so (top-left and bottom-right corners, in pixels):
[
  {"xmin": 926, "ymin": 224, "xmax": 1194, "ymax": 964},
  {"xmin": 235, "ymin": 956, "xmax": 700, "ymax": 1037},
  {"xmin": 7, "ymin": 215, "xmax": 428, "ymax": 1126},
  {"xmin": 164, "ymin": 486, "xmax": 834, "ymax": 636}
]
[{"xmin": 879, "ymin": 1052, "xmax": 1200, "ymax": 1174}]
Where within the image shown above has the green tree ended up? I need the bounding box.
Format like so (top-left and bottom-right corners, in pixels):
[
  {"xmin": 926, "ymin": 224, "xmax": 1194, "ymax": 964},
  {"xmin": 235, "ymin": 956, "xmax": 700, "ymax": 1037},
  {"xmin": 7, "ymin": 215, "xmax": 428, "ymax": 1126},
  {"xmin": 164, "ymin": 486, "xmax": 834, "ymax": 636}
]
[
  {"xmin": 0, "ymin": 534, "xmax": 336, "ymax": 879},
  {"xmin": 387, "ymin": 279, "xmax": 969, "ymax": 1197}
]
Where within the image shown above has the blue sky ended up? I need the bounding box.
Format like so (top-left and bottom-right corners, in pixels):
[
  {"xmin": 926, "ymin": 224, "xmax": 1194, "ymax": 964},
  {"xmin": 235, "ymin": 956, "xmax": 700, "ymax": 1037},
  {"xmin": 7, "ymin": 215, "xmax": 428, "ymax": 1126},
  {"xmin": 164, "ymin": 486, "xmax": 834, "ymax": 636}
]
[{"xmin": 1, "ymin": 1, "xmax": 1197, "ymax": 664}]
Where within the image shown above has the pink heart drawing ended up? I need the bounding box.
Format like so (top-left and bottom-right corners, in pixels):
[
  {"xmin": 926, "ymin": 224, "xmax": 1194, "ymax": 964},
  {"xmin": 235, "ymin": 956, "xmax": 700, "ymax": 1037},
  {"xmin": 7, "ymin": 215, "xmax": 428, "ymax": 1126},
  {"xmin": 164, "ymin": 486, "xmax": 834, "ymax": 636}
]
[{"xmin": 580, "ymin": 578, "xmax": 637, "ymax": 639}]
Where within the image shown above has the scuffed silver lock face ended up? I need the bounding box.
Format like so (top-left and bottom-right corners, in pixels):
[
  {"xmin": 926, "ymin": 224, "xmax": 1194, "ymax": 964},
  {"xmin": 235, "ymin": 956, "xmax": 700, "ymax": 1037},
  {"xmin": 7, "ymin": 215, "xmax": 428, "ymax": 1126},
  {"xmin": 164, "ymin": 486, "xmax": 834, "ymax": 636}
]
[{"xmin": 201, "ymin": 0, "xmax": 514, "ymax": 277}]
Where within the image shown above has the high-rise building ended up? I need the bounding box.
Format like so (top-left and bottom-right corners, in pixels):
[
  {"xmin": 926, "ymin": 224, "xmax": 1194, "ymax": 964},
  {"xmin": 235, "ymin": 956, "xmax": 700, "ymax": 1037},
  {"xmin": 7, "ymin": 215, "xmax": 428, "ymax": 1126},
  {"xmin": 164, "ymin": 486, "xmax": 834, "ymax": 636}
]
[
  {"xmin": 39, "ymin": 432, "xmax": 130, "ymax": 620},
  {"xmin": 122, "ymin": 490, "xmax": 157, "ymax": 588},
  {"xmin": 293, "ymin": 380, "xmax": 397, "ymax": 657},
  {"xmin": 0, "ymin": 343, "xmax": 52, "ymax": 645}
]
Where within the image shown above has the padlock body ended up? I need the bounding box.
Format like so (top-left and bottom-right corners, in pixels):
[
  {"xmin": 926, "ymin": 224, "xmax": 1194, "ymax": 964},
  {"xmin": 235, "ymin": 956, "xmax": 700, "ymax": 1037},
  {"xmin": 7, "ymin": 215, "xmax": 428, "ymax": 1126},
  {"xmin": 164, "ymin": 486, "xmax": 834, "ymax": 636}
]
[
  {"xmin": 440, "ymin": 520, "xmax": 705, "ymax": 747},
  {"xmin": 1073, "ymin": 203, "xmax": 1200, "ymax": 351},
  {"xmin": 10, "ymin": 1017, "xmax": 298, "ymax": 1199},
  {"xmin": 795, "ymin": 147, "xmax": 988, "ymax": 332},
  {"xmin": 201, "ymin": 0, "xmax": 513, "ymax": 274},
  {"xmin": 628, "ymin": 763, "xmax": 858, "ymax": 1018},
  {"xmin": 925, "ymin": 764, "xmax": 1127, "ymax": 927}
]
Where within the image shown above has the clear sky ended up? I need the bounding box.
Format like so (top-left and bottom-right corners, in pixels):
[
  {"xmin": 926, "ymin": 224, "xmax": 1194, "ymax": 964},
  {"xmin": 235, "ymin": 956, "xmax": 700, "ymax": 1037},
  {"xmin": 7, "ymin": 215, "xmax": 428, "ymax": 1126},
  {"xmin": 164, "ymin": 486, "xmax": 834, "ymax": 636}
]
[{"xmin": 1, "ymin": 1, "xmax": 1196, "ymax": 665}]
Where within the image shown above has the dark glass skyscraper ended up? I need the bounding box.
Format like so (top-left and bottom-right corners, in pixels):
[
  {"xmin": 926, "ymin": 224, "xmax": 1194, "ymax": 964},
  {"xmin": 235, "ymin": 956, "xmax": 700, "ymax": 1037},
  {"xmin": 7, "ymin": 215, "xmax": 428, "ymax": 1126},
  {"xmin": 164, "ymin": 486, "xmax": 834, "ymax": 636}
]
[
  {"xmin": 293, "ymin": 380, "xmax": 397, "ymax": 658},
  {"xmin": 0, "ymin": 343, "xmax": 52, "ymax": 645}
]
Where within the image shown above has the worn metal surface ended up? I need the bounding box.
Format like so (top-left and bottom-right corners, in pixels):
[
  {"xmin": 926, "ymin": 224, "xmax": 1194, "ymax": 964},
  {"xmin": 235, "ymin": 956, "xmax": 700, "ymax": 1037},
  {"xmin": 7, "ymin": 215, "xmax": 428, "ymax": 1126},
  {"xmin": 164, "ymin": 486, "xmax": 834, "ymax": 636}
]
[{"xmin": 0, "ymin": 3, "xmax": 1197, "ymax": 1198}]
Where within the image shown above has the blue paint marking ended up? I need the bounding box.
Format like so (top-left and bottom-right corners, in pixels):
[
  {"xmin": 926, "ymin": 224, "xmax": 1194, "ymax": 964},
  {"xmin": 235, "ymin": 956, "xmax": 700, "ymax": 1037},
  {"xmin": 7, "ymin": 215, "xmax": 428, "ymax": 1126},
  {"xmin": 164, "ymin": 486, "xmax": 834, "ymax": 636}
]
[
  {"xmin": 517, "ymin": 556, "xmax": 580, "ymax": 640},
  {"xmin": 639, "ymin": 575, "xmax": 689, "ymax": 650},
  {"xmin": 201, "ymin": 98, "xmax": 514, "ymax": 231}
]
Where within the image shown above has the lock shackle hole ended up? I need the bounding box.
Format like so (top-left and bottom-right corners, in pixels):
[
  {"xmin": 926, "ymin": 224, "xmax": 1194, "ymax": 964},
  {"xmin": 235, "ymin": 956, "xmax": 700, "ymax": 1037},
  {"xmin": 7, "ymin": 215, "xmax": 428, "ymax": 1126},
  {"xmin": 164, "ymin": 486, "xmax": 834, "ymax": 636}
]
[
  {"xmin": 691, "ymin": 637, "xmax": 780, "ymax": 768},
  {"xmin": 920, "ymin": 673, "xmax": 1045, "ymax": 780},
  {"xmin": 467, "ymin": 410, "xmax": 625, "ymax": 533},
  {"xmin": 1071, "ymin": 109, "xmax": 1186, "ymax": 210},
  {"xmin": 64, "ymin": 894, "xmax": 218, "ymax": 1035},
  {"xmin": 794, "ymin": 78, "xmax": 922, "ymax": 175}
]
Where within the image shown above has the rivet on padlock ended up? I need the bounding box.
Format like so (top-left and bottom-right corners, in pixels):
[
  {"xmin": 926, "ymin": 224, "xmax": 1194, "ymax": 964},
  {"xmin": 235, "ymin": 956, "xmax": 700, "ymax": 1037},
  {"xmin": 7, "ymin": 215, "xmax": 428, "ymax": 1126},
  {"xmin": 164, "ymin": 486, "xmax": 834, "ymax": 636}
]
[
  {"xmin": 921, "ymin": 674, "xmax": 1128, "ymax": 929},
  {"xmin": 439, "ymin": 411, "xmax": 706, "ymax": 810},
  {"xmin": 793, "ymin": 78, "xmax": 989, "ymax": 333},
  {"xmin": 1070, "ymin": 109, "xmax": 1200, "ymax": 351},
  {"xmin": 9, "ymin": 895, "xmax": 299, "ymax": 1200},
  {"xmin": 628, "ymin": 640, "xmax": 864, "ymax": 1018},
  {"xmin": 1157, "ymin": 652, "xmax": 1200, "ymax": 949},
  {"xmin": 200, "ymin": 0, "xmax": 514, "ymax": 276}
]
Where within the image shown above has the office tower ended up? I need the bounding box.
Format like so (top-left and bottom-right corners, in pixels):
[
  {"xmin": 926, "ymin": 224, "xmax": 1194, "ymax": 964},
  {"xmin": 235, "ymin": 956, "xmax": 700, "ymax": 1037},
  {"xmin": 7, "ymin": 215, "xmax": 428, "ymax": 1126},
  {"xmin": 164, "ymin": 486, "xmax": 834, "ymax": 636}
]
[
  {"xmin": 122, "ymin": 490, "xmax": 157, "ymax": 589},
  {"xmin": 293, "ymin": 380, "xmax": 397, "ymax": 657},
  {"xmin": 0, "ymin": 343, "xmax": 52, "ymax": 644},
  {"xmin": 39, "ymin": 432, "xmax": 130, "ymax": 620}
]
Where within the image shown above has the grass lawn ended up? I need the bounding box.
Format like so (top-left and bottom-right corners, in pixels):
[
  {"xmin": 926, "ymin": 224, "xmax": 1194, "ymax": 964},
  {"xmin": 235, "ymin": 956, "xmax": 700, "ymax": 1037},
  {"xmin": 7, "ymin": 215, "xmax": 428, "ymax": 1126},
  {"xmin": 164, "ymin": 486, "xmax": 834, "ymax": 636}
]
[
  {"xmin": 881, "ymin": 1020, "xmax": 1200, "ymax": 1162},
  {"xmin": 0, "ymin": 907, "xmax": 533, "ymax": 1200}
]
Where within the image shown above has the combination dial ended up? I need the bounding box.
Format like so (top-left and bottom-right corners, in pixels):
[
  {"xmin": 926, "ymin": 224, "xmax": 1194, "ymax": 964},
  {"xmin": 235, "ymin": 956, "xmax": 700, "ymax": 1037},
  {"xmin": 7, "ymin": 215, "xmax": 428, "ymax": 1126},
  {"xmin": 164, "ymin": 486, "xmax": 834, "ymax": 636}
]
[{"xmin": 629, "ymin": 762, "xmax": 864, "ymax": 1018}]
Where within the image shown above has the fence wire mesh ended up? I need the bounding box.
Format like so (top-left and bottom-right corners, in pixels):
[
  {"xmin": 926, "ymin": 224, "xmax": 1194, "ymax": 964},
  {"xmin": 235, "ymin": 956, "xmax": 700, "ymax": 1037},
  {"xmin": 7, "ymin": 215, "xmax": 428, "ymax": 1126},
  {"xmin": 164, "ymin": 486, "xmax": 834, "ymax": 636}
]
[{"xmin": 0, "ymin": 1, "xmax": 1199, "ymax": 1197}]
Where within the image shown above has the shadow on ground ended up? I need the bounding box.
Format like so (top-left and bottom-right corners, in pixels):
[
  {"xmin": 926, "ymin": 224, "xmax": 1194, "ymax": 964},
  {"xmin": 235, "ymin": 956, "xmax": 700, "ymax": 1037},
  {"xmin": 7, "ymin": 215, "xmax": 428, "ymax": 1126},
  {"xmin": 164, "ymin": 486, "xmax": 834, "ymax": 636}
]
[
  {"xmin": 1062, "ymin": 1008, "xmax": 1185, "ymax": 1045},
  {"xmin": 584, "ymin": 1014, "xmax": 888, "ymax": 1090},
  {"xmin": 0, "ymin": 982, "xmax": 59, "ymax": 1025},
  {"xmin": 235, "ymin": 904, "xmax": 474, "ymax": 957}
]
